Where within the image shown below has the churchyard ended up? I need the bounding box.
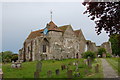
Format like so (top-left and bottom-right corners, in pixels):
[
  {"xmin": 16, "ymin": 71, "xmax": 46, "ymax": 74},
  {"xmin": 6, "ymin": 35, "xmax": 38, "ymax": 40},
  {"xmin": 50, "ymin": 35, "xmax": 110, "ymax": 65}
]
[{"xmin": 2, "ymin": 58, "xmax": 104, "ymax": 78}]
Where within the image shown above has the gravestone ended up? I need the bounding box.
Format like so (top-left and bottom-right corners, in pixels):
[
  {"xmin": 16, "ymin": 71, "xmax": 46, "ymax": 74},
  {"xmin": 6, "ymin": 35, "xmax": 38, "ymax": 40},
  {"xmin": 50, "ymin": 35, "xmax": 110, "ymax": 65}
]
[
  {"xmin": 16, "ymin": 63, "xmax": 21, "ymax": 68},
  {"xmin": 55, "ymin": 69, "xmax": 60, "ymax": 75},
  {"xmin": 66, "ymin": 65, "xmax": 69, "ymax": 71},
  {"xmin": 11, "ymin": 63, "xmax": 16, "ymax": 68},
  {"xmin": 73, "ymin": 62, "xmax": 76, "ymax": 66},
  {"xmin": 75, "ymin": 66, "xmax": 79, "ymax": 72},
  {"xmin": 95, "ymin": 64, "xmax": 99, "ymax": 73},
  {"xmin": 67, "ymin": 70, "xmax": 73, "ymax": 78},
  {"xmin": 12, "ymin": 61, "xmax": 14, "ymax": 63},
  {"xmin": 84, "ymin": 59, "xmax": 87, "ymax": 65},
  {"xmin": 34, "ymin": 71, "xmax": 39, "ymax": 79},
  {"xmin": 36, "ymin": 61, "xmax": 42, "ymax": 72},
  {"xmin": 61, "ymin": 65, "xmax": 66, "ymax": 70},
  {"xmin": 87, "ymin": 57, "xmax": 92, "ymax": 68},
  {"xmin": 47, "ymin": 70, "xmax": 52, "ymax": 77}
]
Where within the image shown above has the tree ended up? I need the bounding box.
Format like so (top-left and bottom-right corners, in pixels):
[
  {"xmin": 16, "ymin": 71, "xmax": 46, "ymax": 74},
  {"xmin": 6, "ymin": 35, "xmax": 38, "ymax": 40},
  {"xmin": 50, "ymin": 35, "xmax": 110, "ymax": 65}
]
[
  {"xmin": 83, "ymin": 1, "xmax": 120, "ymax": 35},
  {"xmin": 0, "ymin": 51, "xmax": 13, "ymax": 63},
  {"xmin": 11, "ymin": 54, "xmax": 18, "ymax": 62},
  {"xmin": 82, "ymin": 51, "xmax": 96, "ymax": 59},
  {"xmin": 109, "ymin": 34, "xmax": 120, "ymax": 56},
  {"xmin": 97, "ymin": 48, "xmax": 106, "ymax": 57}
]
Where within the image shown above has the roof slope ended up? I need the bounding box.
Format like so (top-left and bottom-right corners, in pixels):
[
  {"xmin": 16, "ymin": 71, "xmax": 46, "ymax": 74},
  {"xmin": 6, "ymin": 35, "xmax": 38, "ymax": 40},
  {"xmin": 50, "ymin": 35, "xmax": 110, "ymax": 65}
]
[{"xmin": 27, "ymin": 29, "xmax": 43, "ymax": 40}]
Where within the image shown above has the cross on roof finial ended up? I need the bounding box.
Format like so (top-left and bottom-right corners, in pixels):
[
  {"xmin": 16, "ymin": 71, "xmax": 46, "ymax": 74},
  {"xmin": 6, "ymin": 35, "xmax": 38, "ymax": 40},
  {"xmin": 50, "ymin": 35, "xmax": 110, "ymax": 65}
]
[{"xmin": 50, "ymin": 10, "xmax": 53, "ymax": 21}]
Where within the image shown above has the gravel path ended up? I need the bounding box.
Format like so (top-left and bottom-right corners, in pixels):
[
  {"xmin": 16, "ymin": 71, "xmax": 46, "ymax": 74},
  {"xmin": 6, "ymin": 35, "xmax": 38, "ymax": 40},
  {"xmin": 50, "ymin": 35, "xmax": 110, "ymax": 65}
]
[{"xmin": 101, "ymin": 58, "xmax": 118, "ymax": 78}]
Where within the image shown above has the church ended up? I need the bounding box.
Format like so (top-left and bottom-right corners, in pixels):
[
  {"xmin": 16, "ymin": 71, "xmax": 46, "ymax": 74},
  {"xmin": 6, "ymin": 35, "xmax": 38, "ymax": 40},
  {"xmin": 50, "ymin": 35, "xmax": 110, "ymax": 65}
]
[
  {"xmin": 18, "ymin": 13, "xmax": 112, "ymax": 61},
  {"xmin": 18, "ymin": 20, "xmax": 87, "ymax": 61}
]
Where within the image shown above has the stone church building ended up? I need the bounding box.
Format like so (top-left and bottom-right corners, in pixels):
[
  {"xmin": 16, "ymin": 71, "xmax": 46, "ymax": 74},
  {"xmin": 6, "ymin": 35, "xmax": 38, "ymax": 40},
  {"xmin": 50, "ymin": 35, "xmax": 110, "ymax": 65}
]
[{"xmin": 19, "ymin": 21, "xmax": 112, "ymax": 61}]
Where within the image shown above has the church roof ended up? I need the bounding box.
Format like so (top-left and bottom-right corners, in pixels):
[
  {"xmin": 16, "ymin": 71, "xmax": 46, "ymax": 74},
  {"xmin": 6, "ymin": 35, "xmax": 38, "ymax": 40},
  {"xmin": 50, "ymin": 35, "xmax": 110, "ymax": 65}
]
[
  {"xmin": 47, "ymin": 21, "xmax": 63, "ymax": 32},
  {"xmin": 26, "ymin": 21, "xmax": 84, "ymax": 40},
  {"xmin": 58, "ymin": 25, "xmax": 68, "ymax": 32},
  {"xmin": 27, "ymin": 29, "xmax": 43, "ymax": 40}
]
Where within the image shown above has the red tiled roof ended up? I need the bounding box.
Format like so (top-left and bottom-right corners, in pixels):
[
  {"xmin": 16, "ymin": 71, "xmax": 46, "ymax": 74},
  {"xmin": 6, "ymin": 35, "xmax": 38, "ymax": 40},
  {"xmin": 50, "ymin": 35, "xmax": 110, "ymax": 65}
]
[
  {"xmin": 27, "ymin": 21, "xmax": 63, "ymax": 40},
  {"xmin": 47, "ymin": 21, "xmax": 63, "ymax": 32},
  {"xmin": 27, "ymin": 29, "xmax": 44, "ymax": 39}
]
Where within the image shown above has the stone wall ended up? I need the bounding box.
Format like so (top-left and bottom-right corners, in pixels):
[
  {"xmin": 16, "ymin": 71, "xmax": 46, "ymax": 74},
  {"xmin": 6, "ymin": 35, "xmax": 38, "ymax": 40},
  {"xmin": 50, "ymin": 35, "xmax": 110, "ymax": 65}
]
[{"xmin": 101, "ymin": 42, "xmax": 112, "ymax": 54}]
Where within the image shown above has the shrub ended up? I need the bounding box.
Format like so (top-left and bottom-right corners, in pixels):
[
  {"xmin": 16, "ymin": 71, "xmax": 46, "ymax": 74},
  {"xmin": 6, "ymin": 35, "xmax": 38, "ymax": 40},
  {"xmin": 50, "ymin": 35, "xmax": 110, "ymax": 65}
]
[
  {"xmin": 97, "ymin": 48, "xmax": 106, "ymax": 57},
  {"xmin": 106, "ymin": 53, "xmax": 112, "ymax": 58},
  {"xmin": 11, "ymin": 54, "xmax": 18, "ymax": 62},
  {"xmin": 82, "ymin": 51, "xmax": 96, "ymax": 60}
]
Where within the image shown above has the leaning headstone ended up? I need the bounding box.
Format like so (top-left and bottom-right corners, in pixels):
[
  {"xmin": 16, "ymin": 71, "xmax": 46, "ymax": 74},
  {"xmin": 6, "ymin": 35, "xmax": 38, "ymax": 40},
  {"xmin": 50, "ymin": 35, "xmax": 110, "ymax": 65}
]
[
  {"xmin": 47, "ymin": 70, "xmax": 52, "ymax": 77},
  {"xmin": 36, "ymin": 61, "xmax": 42, "ymax": 72},
  {"xmin": 55, "ymin": 69, "xmax": 60, "ymax": 75},
  {"xmin": 95, "ymin": 64, "xmax": 99, "ymax": 73},
  {"xmin": 67, "ymin": 70, "xmax": 73, "ymax": 78},
  {"xmin": 34, "ymin": 71, "xmax": 39, "ymax": 79}
]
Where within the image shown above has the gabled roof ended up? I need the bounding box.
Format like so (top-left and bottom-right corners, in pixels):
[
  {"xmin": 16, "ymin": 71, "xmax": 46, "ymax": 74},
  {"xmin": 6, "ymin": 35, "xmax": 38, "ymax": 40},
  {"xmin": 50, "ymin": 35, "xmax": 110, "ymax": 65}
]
[
  {"xmin": 47, "ymin": 21, "xmax": 63, "ymax": 32},
  {"xmin": 27, "ymin": 29, "xmax": 44, "ymax": 40}
]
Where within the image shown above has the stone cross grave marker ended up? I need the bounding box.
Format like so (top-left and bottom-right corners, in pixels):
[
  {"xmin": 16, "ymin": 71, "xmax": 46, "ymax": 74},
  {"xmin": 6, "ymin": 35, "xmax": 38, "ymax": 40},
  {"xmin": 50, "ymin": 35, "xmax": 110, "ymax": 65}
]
[
  {"xmin": 67, "ymin": 70, "xmax": 73, "ymax": 78},
  {"xmin": 36, "ymin": 61, "xmax": 42, "ymax": 72},
  {"xmin": 47, "ymin": 70, "xmax": 52, "ymax": 77},
  {"xmin": 95, "ymin": 64, "xmax": 99, "ymax": 73},
  {"xmin": 55, "ymin": 69, "xmax": 60, "ymax": 75}
]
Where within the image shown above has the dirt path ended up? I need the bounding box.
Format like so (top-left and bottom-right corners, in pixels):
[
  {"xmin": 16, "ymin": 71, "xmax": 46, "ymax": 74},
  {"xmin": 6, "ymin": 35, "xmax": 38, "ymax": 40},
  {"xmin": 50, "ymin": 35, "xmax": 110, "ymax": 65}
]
[{"xmin": 101, "ymin": 58, "xmax": 118, "ymax": 78}]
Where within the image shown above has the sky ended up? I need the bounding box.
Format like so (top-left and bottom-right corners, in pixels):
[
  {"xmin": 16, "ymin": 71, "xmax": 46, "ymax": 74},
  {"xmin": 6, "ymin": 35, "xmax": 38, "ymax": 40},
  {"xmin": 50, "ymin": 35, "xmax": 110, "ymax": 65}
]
[{"xmin": 1, "ymin": 2, "xmax": 109, "ymax": 53}]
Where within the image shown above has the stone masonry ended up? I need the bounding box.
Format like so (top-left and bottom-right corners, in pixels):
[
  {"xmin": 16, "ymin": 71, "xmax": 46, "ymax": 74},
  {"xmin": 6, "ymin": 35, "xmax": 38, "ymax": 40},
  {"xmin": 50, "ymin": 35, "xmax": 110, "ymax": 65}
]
[{"xmin": 18, "ymin": 21, "xmax": 112, "ymax": 61}]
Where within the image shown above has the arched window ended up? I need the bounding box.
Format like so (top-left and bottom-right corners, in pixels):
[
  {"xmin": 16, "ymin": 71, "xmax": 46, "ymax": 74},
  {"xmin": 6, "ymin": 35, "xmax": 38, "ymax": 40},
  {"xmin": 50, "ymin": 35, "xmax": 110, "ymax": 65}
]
[{"xmin": 43, "ymin": 45, "xmax": 46, "ymax": 52}]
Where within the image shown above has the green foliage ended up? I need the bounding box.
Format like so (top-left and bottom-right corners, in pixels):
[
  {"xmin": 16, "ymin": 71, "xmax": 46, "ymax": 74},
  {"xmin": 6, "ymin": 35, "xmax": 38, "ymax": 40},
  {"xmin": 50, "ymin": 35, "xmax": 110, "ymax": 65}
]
[
  {"xmin": 97, "ymin": 48, "xmax": 106, "ymax": 57},
  {"xmin": 11, "ymin": 54, "xmax": 18, "ymax": 62},
  {"xmin": 0, "ymin": 51, "xmax": 18, "ymax": 63},
  {"xmin": 82, "ymin": 51, "xmax": 96, "ymax": 59},
  {"xmin": 83, "ymin": 2, "xmax": 120, "ymax": 35},
  {"xmin": 109, "ymin": 34, "xmax": 120, "ymax": 56},
  {"xmin": 106, "ymin": 53, "xmax": 112, "ymax": 58}
]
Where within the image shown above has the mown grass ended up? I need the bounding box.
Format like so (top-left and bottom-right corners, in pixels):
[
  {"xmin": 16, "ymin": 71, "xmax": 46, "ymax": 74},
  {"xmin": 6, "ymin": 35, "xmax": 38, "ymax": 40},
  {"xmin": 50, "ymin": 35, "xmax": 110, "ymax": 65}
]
[
  {"xmin": 84, "ymin": 58, "xmax": 103, "ymax": 78},
  {"xmin": 2, "ymin": 58, "xmax": 103, "ymax": 78},
  {"xmin": 106, "ymin": 58, "xmax": 120, "ymax": 76}
]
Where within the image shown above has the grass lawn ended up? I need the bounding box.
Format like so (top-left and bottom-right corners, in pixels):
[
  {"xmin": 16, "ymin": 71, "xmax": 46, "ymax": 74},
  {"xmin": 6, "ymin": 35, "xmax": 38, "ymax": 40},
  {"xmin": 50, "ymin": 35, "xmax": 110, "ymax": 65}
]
[
  {"xmin": 84, "ymin": 58, "xmax": 103, "ymax": 78},
  {"xmin": 106, "ymin": 58, "xmax": 120, "ymax": 76},
  {"xmin": 2, "ymin": 58, "xmax": 103, "ymax": 78}
]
